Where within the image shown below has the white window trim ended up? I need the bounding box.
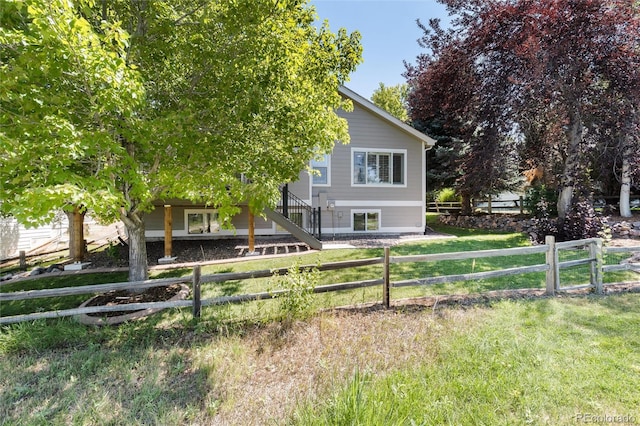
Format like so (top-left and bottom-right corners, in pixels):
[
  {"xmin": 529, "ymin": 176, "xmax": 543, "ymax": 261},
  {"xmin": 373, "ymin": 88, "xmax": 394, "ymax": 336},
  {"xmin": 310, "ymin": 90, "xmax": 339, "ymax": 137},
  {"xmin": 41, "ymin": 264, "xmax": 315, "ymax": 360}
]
[
  {"xmin": 310, "ymin": 154, "xmax": 331, "ymax": 187},
  {"xmin": 184, "ymin": 209, "xmax": 220, "ymax": 234},
  {"xmin": 351, "ymin": 147, "xmax": 407, "ymax": 188},
  {"xmin": 351, "ymin": 209, "xmax": 382, "ymax": 232}
]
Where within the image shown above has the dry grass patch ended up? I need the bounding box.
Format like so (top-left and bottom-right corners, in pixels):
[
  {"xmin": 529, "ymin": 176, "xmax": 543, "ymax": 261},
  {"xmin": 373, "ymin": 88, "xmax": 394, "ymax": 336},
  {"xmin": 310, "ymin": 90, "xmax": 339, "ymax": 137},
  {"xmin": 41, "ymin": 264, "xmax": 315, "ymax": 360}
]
[{"xmin": 198, "ymin": 307, "xmax": 474, "ymax": 425}]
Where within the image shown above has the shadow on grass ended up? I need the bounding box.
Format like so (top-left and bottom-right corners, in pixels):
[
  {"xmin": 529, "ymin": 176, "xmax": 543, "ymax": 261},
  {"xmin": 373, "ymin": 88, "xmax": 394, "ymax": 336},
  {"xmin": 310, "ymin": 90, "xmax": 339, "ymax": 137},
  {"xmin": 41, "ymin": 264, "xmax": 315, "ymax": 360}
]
[
  {"xmin": 153, "ymin": 268, "xmax": 191, "ymax": 279},
  {"xmin": 0, "ymin": 272, "xmax": 129, "ymax": 317},
  {"xmin": 219, "ymin": 280, "xmax": 243, "ymax": 296},
  {"xmin": 1, "ymin": 317, "xmax": 215, "ymax": 425}
]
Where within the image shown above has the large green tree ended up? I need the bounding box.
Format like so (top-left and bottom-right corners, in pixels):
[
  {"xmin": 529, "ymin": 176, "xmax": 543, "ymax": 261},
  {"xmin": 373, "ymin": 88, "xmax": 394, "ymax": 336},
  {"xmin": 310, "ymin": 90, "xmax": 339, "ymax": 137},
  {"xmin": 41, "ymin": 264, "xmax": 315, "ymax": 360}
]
[
  {"xmin": 0, "ymin": 0, "xmax": 145, "ymax": 259},
  {"xmin": 1, "ymin": 0, "xmax": 362, "ymax": 281},
  {"xmin": 371, "ymin": 82, "xmax": 409, "ymax": 122}
]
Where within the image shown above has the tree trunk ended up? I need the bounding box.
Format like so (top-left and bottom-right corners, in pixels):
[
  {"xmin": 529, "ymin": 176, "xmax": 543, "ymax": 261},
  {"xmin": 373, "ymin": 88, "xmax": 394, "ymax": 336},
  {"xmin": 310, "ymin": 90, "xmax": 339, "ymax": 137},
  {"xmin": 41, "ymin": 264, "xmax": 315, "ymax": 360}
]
[
  {"xmin": 120, "ymin": 210, "xmax": 148, "ymax": 283},
  {"xmin": 65, "ymin": 207, "xmax": 85, "ymax": 262},
  {"xmin": 460, "ymin": 194, "xmax": 473, "ymax": 215},
  {"xmin": 619, "ymin": 138, "xmax": 632, "ymax": 218},
  {"xmin": 557, "ymin": 108, "xmax": 583, "ymax": 222}
]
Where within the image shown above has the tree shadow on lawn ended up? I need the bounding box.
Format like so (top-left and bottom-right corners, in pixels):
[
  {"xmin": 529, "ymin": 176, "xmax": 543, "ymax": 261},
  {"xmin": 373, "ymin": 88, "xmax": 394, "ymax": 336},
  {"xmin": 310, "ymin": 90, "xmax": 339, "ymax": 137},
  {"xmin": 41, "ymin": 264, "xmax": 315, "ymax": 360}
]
[
  {"xmin": 391, "ymin": 233, "xmax": 531, "ymax": 256},
  {"xmin": 3, "ymin": 300, "xmax": 330, "ymax": 424},
  {"xmin": 1, "ymin": 318, "xmax": 216, "ymax": 425}
]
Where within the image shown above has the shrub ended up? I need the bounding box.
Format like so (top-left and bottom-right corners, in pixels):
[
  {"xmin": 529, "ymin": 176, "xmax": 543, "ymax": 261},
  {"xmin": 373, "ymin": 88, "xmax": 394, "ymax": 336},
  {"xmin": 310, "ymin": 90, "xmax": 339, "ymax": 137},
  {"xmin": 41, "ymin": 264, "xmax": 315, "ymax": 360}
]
[
  {"xmin": 271, "ymin": 260, "xmax": 319, "ymax": 322},
  {"xmin": 560, "ymin": 192, "xmax": 610, "ymax": 241},
  {"xmin": 524, "ymin": 184, "xmax": 558, "ymax": 218},
  {"xmin": 435, "ymin": 188, "xmax": 459, "ymax": 203},
  {"xmin": 529, "ymin": 188, "xmax": 610, "ymax": 243},
  {"xmin": 528, "ymin": 197, "xmax": 559, "ymax": 244}
]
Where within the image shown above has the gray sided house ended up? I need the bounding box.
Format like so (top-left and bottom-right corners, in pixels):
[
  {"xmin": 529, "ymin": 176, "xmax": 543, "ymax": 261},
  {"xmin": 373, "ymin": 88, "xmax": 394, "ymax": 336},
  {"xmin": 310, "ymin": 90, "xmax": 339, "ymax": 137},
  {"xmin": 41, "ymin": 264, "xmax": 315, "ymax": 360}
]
[{"xmin": 144, "ymin": 86, "xmax": 435, "ymax": 249}]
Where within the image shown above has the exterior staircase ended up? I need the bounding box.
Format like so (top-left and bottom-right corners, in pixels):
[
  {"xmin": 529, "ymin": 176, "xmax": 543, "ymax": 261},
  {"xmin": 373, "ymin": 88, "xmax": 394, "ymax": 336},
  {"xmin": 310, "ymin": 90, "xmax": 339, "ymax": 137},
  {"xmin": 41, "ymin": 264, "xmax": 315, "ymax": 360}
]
[{"xmin": 265, "ymin": 186, "xmax": 322, "ymax": 250}]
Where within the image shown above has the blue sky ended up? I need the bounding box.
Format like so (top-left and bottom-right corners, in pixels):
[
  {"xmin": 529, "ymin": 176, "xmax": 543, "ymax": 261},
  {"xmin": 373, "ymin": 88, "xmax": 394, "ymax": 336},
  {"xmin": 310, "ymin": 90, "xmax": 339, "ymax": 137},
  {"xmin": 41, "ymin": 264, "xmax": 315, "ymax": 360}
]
[{"xmin": 310, "ymin": 0, "xmax": 451, "ymax": 99}]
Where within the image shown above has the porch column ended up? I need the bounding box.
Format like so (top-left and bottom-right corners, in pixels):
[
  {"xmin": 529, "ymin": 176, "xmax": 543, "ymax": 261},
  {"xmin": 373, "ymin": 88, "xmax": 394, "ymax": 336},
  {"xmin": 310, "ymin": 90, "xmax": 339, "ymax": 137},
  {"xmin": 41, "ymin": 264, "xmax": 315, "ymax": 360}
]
[
  {"xmin": 248, "ymin": 209, "xmax": 256, "ymax": 255},
  {"xmin": 164, "ymin": 205, "xmax": 172, "ymax": 258},
  {"xmin": 71, "ymin": 206, "xmax": 85, "ymax": 262},
  {"xmin": 158, "ymin": 204, "xmax": 177, "ymax": 264}
]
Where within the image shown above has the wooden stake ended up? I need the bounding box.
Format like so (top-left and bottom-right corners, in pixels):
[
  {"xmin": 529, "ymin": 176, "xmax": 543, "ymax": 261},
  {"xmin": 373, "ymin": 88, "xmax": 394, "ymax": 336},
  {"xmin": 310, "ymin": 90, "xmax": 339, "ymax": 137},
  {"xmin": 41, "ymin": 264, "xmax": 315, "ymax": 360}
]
[
  {"xmin": 590, "ymin": 239, "xmax": 603, "ymax": 295},
  {"xmin": 545, "ymin": 235, "xmax": 556, "ymax": 295},
  {"xmin": 19, "ymin": 251, "xmax": 26, "ymax": 270},
  {"xmin": 383, "ymin": 247, "xmax": 390, "ymax": 308},
  {"xmin": 192, "ymin": 265, "xmax": 201, "ymax": 318}
]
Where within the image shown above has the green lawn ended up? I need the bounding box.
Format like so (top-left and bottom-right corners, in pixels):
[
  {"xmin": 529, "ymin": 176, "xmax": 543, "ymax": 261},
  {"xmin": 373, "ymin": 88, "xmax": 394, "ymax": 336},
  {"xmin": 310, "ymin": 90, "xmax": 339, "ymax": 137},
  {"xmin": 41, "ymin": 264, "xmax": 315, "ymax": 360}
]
[
  {"xmin": 292, "ymin": 295, "xmax": 640, "ymax": 425},
  {"xmin": 1, "ymin": 294, "xmax": 639, "ymax": 424},
  {"xmin": 1, "ymin": 222, "xmax": 639, "ymax": 424}
]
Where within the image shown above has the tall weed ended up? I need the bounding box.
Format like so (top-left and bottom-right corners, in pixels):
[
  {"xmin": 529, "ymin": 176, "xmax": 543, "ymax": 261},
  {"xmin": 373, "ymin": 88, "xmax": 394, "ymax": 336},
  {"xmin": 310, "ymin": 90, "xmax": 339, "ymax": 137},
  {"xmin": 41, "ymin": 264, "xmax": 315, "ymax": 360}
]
[{"xmin": 271, "ymin": 260, "xmax": 319, "ymax": 322}]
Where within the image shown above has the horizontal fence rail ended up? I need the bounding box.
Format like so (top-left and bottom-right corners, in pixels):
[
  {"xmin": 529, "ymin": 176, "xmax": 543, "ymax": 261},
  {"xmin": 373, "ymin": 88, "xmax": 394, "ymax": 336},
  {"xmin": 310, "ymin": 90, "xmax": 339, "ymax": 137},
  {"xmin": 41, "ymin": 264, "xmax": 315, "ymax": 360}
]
[
  {"xmin": 1, "ymin": 237, "xmax": 639, "ymax": 325},
  {"xmin": 427, "ymin": 196, "xmax": 526, "ymax": 214},
  {"xmin": 393, "ymin": 264, "xmax": 550, "ymax": 288}
]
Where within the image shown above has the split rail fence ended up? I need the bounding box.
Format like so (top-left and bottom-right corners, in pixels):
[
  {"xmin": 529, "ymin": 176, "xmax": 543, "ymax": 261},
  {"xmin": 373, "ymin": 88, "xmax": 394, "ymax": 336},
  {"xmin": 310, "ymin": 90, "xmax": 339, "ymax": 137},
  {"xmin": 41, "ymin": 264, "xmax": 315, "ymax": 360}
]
[
  {"xmin": 427, "ymin": 196, "xmax": 526, "ymax": 214},
  {"xmin": 1, "ymin": 236, "xmax": 639, "ymax": 325}
]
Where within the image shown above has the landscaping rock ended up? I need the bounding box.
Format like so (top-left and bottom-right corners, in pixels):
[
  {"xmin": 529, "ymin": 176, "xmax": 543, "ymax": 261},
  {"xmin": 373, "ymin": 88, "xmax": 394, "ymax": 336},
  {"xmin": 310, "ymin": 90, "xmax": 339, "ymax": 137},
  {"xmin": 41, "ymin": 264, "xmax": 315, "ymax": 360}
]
[
  {"xmin": 439, "ymin": 213, "xmax": 640, "ymax": 241},
  {"xmin": 29, "ymin": 267, "xmax": 45, "ymax": 276}
]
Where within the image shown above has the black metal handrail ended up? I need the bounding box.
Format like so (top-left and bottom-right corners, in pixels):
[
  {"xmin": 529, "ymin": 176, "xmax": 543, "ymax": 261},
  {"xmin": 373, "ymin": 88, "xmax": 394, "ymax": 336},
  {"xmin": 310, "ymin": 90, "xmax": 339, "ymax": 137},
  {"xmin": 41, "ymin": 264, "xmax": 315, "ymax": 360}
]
[{"xmin": 278, "ymin": 185, "xmax": 322, "ymax": 240}]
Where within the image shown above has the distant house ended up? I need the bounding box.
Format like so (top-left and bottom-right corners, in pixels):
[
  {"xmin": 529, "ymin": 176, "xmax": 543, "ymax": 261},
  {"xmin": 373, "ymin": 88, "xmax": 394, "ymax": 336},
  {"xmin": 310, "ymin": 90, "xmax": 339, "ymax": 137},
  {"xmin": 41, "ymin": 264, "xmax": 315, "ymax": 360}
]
[
  {"xmin": 0, "ymin": 213, "xmax": 115, "ymax": 260},
  {"xmin": 144, "ymin": 86, "xmax": 435, "ymax": 250},
  {"xmin": 0, "ymin": 214, "xmax": 67, "ymax": 260}
]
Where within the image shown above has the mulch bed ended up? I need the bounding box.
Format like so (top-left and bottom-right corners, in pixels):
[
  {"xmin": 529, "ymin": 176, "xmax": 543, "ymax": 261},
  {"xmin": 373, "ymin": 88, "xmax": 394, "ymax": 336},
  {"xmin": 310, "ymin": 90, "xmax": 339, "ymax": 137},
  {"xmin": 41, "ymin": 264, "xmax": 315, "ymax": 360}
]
[{"xmin": 84, "ymin": 284, "xmax": 184, "ymax": 317}]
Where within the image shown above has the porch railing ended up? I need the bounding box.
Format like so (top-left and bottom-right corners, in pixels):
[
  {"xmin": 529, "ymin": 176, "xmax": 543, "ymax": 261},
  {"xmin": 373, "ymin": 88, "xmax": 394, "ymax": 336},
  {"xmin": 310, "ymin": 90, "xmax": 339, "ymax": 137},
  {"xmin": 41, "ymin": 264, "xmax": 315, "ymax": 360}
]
[{"xmin": 278, "ymin": 185, "xmax": 322, "ymax": 240}]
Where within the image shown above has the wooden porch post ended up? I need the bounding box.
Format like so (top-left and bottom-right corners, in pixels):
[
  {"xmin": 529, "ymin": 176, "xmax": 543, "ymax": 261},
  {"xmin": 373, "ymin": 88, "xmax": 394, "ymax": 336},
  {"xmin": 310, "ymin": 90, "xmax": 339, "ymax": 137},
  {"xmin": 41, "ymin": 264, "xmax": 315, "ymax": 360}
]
[
  {"xmin": 164, "ymin": 205, "xmax": 172, "ymax": 258},
  {"xmin": 71, "ymin": 206, "xmax": 85, "ymax": 262},
  {"xmin": 248, "ymin": 209, "xmax": 255, "ymax": 254},
  {"xmin": 158, "ymin": 205, "xmax": 176, "ymax": 264}
]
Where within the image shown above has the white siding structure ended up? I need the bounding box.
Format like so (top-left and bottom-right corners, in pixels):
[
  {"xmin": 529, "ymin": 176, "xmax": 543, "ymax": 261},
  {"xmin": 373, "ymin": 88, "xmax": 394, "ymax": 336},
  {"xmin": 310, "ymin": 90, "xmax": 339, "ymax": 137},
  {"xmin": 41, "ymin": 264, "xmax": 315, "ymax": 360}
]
[{"xmin": 0, "ymin": 213, "xmax": 67, "ymax": 260}]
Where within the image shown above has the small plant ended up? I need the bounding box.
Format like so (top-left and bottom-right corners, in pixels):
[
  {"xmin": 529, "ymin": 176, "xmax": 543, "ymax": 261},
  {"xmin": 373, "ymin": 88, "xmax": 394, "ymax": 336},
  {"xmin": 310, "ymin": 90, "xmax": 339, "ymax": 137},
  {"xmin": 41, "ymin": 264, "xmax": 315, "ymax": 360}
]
[
  {"xmin": 436, "ymin": 187, "xmax": 460, "ymax": 203},
  {"xmin": 524, "ymin": 184, "xmax": 558, "ymax": 218},
  {"xmin": 105, "ymin": 241, "xmax": 120, "ymax": 261},
  {"xmin": 272, "ymin": 260, "xmax": 319, "ymax": 322}
]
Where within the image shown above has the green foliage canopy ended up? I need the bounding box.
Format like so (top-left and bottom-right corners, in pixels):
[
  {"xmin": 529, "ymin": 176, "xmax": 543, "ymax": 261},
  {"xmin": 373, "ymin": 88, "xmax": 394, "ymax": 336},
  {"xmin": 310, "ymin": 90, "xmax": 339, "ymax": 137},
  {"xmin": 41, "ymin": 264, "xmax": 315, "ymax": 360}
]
[
  {"xmin": 0, "ymin": 0, "xmax": 145, "ymax": 224},
  {"xmin": 0, "ymin": 0, "xmax": 362, "ymax": 280},
  {"xmin": 370, "ymin": 82, "xmax": 409, "ymax": 122}
]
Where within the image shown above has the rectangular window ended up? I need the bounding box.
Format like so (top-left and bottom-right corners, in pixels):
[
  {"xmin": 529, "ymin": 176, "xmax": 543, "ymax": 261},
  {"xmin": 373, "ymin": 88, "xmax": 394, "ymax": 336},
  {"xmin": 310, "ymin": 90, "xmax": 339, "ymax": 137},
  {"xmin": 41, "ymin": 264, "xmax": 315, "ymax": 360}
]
[
  {"xmin": 352, "ymin": 149, "xmax": 406, "ymax": 186},
  {"xmin": 186, "ymin": 210, "xmax": 220, "ymax": 234},
  {"xmin": 353, "ymin": 211, "xmax": 380, "ymax": 232},
  {"xmin": 311, "ymin": 154, "xmax": 331, "ymax": 186}
]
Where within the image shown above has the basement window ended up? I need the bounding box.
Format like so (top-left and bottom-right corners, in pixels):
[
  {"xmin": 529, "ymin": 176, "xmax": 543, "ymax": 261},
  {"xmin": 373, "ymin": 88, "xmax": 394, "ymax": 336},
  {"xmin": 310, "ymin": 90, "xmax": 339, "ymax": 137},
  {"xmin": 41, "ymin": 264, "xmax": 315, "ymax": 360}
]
[
  {"xmin": 353, "ymin": 210, "xmax": 380, "ymax": 232},
  {"xmin": 186, "ymin": 210, "xmax": 220, "ymax": 234}
]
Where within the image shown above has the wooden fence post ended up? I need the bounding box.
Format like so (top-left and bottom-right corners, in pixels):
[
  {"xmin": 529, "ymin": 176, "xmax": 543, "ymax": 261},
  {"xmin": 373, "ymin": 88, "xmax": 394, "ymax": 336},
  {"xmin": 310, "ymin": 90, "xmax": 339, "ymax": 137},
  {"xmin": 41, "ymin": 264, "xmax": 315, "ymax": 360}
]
[
  {"xmin": 545, "ymin": 235, "xmax": 556, "ymax": 295},
  {"xmin": 383, "ymin": 247, "xmax": 390, "ymax": 309},
  {"xmin": 590, "ymin": 239, "xmax": 604, "ymax": 295},
  {"xmin": 19, "ymin": 251, "xmax": 26, "ymax": 270},
  {"xmin": 519, "ymin": 196, "xmax": 524, "ymax": 214},
  {"xmin": 192, "ymin": 265, "xmax": 201, "ymax": 318},
  {"xmin": 487, "ymin": 196, "xmax": 492, "ymax": 214}
]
